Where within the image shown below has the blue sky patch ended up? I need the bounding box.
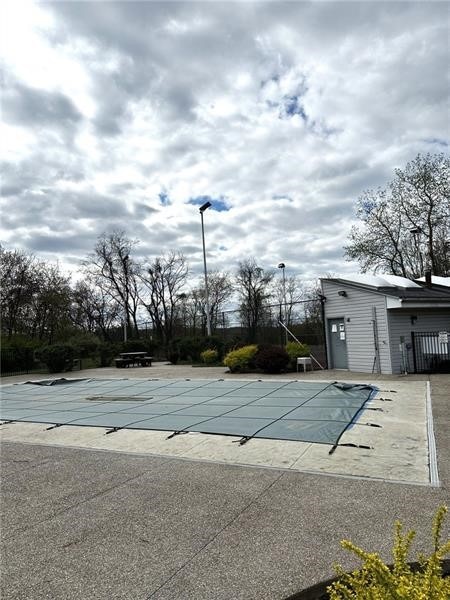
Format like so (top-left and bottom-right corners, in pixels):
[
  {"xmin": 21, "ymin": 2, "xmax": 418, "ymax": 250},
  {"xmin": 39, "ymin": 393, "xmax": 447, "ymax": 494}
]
[
  {"xmin": 188, "ymin": 195, "xmax": 229, "ymax": 212},
  {"xmin": 281, "ymin": 95, "xmax": 307, "ymax": 120},
  {"xmin": 159, "ymin": 191, "xmax": 170, "ymax": 206}
]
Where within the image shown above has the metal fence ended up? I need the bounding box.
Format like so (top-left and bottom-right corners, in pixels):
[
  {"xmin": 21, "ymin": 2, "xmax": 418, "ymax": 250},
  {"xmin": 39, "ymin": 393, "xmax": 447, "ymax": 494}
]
[
  {"xmin": 0, "ymin": 348, "xmax": 46, "ymax": 377},
  {"xmin": 130, "ymin": 299, "xmax": 326, "ymax": 365},
  {"xmin": 127, "ymin": 301, "xmax": 323, "ymax": 341},
  {"xmin": 411, "ymin": 331, "xmax": 450, "ymax": 373},
  {"xmin": 1, "ymin": 348, "xmax": 84, "ymax": 378},
  {"xmin": 1, "ymin": 299, "xmax": 326, "ymax": 374}
]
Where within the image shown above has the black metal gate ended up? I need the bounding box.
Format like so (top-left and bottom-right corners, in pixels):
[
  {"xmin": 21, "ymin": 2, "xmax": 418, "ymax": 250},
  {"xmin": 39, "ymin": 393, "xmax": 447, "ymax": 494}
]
[{"xmin": 411, "ymin": 331, "xmax": 450, "ymax": 373}]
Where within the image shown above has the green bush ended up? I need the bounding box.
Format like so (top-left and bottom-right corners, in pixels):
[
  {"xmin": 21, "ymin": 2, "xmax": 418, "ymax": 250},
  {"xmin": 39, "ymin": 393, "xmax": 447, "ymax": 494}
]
[
  {"xmin": 285, "ymin": 341, "xmax": 310, "ymax": 370},
  {"xmin": 98, "ymin": 342, "xmax": 120, "ymax": 367},
  {"xmin": 200, "ymin": 349, "xmax": 219, "ymax": 364},
  {"xmin": 328, "ymin": 505, "xmax": 450, "ymax": 599},
  {"xmin": 39, "ymin": 344, "xmax": 75, "ymax": 373},
  {"xmin": 68, "ymin": 333, "xmax": 101, "ymax": 358},
  {"xmin": 223, "ymin": 345, "xmax": 258, "ymax": 373},
  {"xmin": 223, "ymin": 336, "xmax": 245, "ymax": 354},
  {"xmin": 255, "ymin": 344, "xmax": 289, "ymax": 374},
  {"xmin": 172, "ymin": 336, "xmax": 225, "ymax": 362},
  {"xmin": 204, "ymin": 336, "xmax": 225, "ymax": 359},
  {"xmin": 122, "ymin": 339, "xmax": 155, "ymax": 355},
  {"xmin": 176, "ymin": 337, "xmax": 203, "ymax": 361}
]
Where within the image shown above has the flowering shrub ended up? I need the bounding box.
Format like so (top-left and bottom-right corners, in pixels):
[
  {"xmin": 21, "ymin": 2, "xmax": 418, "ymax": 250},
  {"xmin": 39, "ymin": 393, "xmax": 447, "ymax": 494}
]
[
  {"xmin": 328, "ymin": 505, "xmax": 450, "ymax": 599},
  {"xmin": 223, "ymin": 345, "xmax": 258, "ymax": 373},
  {"xmin": 200, "ymin": 349, "xmax": 219, "ymax": 364}
]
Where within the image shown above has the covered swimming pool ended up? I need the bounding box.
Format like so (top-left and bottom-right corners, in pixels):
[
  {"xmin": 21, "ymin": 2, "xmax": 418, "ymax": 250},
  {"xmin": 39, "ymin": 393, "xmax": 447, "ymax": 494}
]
[{"xmin": 0, "ymin": 378, "xmax": 376, "ymax": 448}]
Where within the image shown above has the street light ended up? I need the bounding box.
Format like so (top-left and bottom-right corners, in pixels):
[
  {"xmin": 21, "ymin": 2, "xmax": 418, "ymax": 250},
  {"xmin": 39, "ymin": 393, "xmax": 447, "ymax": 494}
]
[
  {"xmin": 200, "ymin": 201, "xmax": 212, "ymax": 337},
  {"xmin": 278, "ymin": 262, "xmax": 287, "ymax": 344}
]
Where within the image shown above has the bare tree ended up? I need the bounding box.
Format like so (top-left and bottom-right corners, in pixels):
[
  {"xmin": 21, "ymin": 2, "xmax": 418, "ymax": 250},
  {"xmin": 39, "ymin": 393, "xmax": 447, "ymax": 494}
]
[
  {"xmin": 83, "ymin": 231, "xmax": 141, "ymax": 337},
  {"xmin": 71, "ymin": 279, "xmax": 121, "ymax": 339},
  {"xmin": 235, "ymin": 259, "xmax": 274, "ymax": 343},
  {"xmin": 272, "ymin": 274, "xmax": 306, "ymax": 327},
  {"xmin": 345, "ymin": 153, "xmax": 450, "ymax": 278},
  {"xmin": 139, "ymin": 252, "xmax": 189, "ymax": 346},
  {"xmin": 189, "ymin": 271, "xmax": 234, "ymax": 333},
  {"xmin": 184, "ymin": 289, "xmax": 203, "ymax": 335}
]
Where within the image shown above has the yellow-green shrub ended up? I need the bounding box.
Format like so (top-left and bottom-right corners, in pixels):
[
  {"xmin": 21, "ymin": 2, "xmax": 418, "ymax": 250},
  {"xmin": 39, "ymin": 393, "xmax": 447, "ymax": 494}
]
[
  {"xmin": 200, "ymin": 348, "xmax": 219, "ymax": 364},
  {"xmin": 223, "ymin": 345, "xmax": 258, "ymax": 373},
  {"xmin": 328, "ymin": 505, "xmax": 450, "ymax": 599},
  {"xmin": 285, "ymin": 341, "xmax": 310, "ymax": 369}
]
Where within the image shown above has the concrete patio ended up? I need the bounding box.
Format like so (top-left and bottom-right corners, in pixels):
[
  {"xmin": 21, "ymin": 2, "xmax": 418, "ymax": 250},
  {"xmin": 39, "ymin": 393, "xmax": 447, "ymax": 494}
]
[{"xmin": 1, "ymin": 365, "xmax": 449, "ymax": 599}]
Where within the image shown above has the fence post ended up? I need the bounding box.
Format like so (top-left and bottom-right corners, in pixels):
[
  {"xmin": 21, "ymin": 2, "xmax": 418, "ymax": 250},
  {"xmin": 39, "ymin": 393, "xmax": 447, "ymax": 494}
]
[
  {"xmin": 278, "ymin": 304, "xmax": 283, "ymax": 346},
  {"xmin": 222, "ymin": 312, "xmax": 226, "ymax": 340},
  {"xmin": 411, "ymin": 331, "xmax": 417, "ymax": 373}
]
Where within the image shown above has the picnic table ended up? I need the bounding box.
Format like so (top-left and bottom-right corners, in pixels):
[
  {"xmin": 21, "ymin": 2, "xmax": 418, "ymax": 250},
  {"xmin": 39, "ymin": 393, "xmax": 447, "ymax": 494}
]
[{"xmin": 115, "ymin": 352, "xmax": 153, "ymax": 368}]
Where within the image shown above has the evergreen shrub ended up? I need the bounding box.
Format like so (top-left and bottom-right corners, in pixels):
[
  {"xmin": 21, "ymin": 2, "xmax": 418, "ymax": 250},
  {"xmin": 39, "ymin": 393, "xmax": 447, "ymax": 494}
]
[
  {"xmin": 167, "ymin": 339, "xmax": 180, "ymax": 364},
  {"xmin": 99, "ymin": 342, "xmax": 120, "ymax": 367},
  {"xmin": 122, "ymin": 339, "xmax": 155, "ymax": 355},
  {"xmin": 172, "ymin": 336, "xmax": 224, "ymax": 362},
  {"xmin": 39, "ymin": 344, "xmax": 74, "ymax": 373},
  {"xmin": 68, "ymin": 333, "xmax": 101, "ymax": 358}
]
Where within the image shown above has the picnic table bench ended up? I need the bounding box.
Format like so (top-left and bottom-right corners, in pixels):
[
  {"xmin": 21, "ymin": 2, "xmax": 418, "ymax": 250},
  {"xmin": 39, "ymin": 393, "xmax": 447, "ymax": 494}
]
[{"xmin": 114, "ymin": 352, "xmax": 153, "ymax": 368}]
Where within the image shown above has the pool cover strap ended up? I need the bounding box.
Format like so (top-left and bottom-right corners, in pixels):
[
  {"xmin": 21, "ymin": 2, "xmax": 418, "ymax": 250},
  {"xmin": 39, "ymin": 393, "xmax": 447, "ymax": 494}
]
[{"xmin": 166, "ymin": 430, "xmax": 189, "ymax": 439}]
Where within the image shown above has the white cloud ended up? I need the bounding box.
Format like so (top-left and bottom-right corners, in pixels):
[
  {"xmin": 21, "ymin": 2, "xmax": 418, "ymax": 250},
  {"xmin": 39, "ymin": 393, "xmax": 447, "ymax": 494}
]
[{"xmin": 1, "ymin": 1, "xmax": 448, "ymax": 286}]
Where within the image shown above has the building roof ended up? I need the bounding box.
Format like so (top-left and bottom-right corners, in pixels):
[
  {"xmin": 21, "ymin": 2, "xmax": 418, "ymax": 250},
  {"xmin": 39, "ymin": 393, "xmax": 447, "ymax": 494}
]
[
  {"xmin": 416, "ymin": 275, "xmax": 450, "ymax": 288},
  {"xmin": 322, "ymin": 274, "xmax": 450, "ymax": 306}
]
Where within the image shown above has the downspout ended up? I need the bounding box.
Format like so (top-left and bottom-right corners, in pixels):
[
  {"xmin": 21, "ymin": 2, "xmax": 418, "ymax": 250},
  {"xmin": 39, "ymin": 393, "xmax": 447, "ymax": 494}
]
[
  {"xmin": 319, "ymin": 294, "xmax": 328, "ymax": 369},
  {"xmin": 371, "ymin": 306, "xmax": 381, "ymax": 374}
]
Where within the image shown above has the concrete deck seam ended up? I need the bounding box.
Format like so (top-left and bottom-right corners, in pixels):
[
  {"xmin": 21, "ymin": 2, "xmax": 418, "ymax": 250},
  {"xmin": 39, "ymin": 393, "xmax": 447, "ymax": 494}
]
[
  {"xmin": 288, "ymin": 442, "xmax": 313, "ymax": 467},
  {"xmin": 0, "ymin": 457, "xmax": 55, "ymax": 480},
  {"xmin": 426, "ymin": 381, "xmax": 440, "ymax": 487},
  {"xmin": 145, "ymin": 469, "xmax": 286, "ymax": 599},
  {"xmin": 1, "ymin": 460, "xmax": 174, "ymax": 542}
]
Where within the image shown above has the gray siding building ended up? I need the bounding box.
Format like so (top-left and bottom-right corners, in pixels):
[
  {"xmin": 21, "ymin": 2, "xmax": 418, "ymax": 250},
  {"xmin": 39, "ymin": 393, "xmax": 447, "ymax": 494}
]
[{"xmin": 321, "ymin": 274, "xmax": 450, "ymax": 374}]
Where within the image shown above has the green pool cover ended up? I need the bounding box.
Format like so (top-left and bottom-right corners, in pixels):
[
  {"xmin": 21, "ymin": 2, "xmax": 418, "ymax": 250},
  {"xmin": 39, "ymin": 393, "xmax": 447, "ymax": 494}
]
[{"xmin": 0, "ymin": 378, "xmax": 376, "ymax": 446}]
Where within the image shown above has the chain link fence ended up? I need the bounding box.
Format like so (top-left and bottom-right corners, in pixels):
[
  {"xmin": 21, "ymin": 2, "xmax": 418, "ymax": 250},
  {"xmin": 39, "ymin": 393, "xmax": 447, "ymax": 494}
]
[{"xmin": 128, "ymin": 298, "xmax": 326, "ymax": 365}]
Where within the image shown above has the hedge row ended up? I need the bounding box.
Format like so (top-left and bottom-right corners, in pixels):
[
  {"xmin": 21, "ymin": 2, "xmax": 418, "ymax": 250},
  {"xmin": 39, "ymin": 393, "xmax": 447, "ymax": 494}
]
[{"xmin": 223, "ymin": 341, "xmax": 310, "ymax": 374}]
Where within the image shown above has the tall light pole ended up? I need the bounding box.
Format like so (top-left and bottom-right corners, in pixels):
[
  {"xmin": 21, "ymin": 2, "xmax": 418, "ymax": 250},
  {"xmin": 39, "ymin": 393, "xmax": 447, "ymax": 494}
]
[
  {"xmin": 278, "ymin": 262, "xmax": 287, "ymax": 345},
  {"xmin": 200, "ymin": 201, "xmax": 212, "ymax": 337},
  {"xmin": 123, "ymin": 254, "xmax": 129, "ymax": 343}
]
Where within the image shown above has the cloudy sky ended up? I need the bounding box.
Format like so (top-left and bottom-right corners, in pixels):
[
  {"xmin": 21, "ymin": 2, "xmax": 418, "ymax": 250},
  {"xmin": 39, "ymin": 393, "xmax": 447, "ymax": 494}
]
[{"xmin": 1, "ymin": 1, "xmax": 448, "ymax": 283}]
